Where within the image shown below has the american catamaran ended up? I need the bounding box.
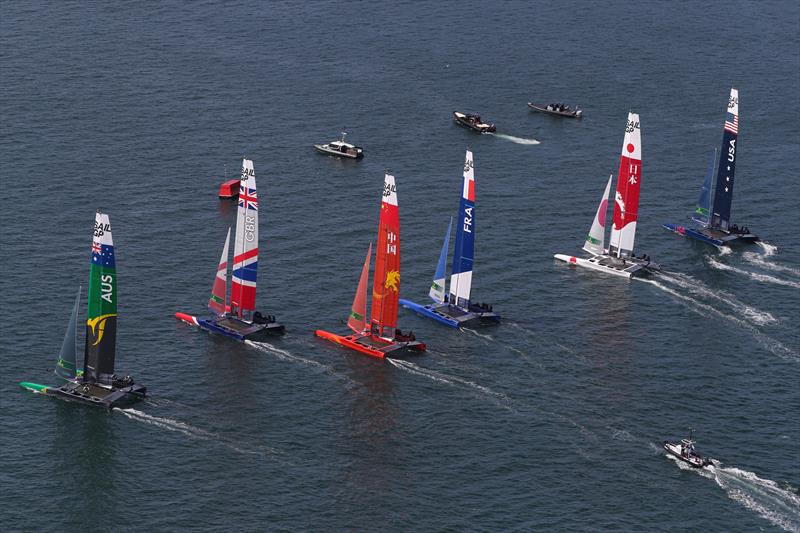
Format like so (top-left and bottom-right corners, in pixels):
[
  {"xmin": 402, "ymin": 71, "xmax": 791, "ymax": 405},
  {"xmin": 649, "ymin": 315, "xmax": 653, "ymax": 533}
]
[
  {"xmin": 555, "ymin": 112, "xmax": 659, "ymax": 278},
  {"xmin": 663, "ymin": 88, "xmax": 758, "ymax": 247},
  {"xmin": 315, "ymin": 172, "xmax": 426, "ymax": 359},
  {"xmin": 20, "ymin": 212, "xmax": 146, "ymax": 409},
  {"xmin": 400, "ymin": 149, "xmax": 500, "ymax": 328},
  {"xmin": 176, "ymin": 159, "xmax": 284, "ymax": 340}
]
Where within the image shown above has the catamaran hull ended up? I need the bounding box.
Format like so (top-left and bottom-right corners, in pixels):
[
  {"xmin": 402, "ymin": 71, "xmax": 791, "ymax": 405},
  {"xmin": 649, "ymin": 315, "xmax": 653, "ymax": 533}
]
[
  {"xmin": 175, "ymin": 312, "xmax": 285, "ymax": 341},
  {"xmin": 20, "ymin": 381, "xmax": 146, "ymax": 409},
  {"xmin": 554, "ymin": 254, "xmax": 642, "ymax": 278},
  {"xmin": 314, "ymin": 330, "xmax": 426, "ymax": 359},
  {"xmin": 399, "ymin": 299, "xmax": 500, "ymax": 328},
  {"xmin": 662, "ymin": 223, "xmax": 759, "ymax": 247}
]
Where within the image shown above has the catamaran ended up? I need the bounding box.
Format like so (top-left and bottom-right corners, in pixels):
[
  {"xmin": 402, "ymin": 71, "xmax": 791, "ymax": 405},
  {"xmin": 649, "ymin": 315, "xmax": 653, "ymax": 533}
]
[
  {"xmin": 176, "ymin": 158, "xmax": 284, "ymax": 340},
  {"xmin": 663, "ymin": 88, "xmax": 758, "ymax": 246},
  {"xmin": 315, "ymin": 172, "xmax": 426, "ymax": 359},
  {"xmin": 20, "ymin": 212, "xmax": 146, "ymax": 409},
  {"xmin": 400, "ymin": 149, "xmax": 500, "ymax": 328},
  {"xmin": 555, "ymin": 112, "xmax": 659, "ymax": 278}
]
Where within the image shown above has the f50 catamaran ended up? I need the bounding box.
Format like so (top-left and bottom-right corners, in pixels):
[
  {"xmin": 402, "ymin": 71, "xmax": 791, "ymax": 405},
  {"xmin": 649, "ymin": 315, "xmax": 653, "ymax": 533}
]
[
  {"xmin": 20, "ymin": 212, "xmax": 146, "ymax": 409},
  {"xmin": 555, "ymin": 112, "xmax": 659, "ymax": 278},
  {"xmin": 400, "ymin": 149, "xmax": 500, "ymax": 327},
  {"xmin": 176, "ymin": 159, "xmax": 284, "ymax": 340},
  {"xmin": 663, "ymin": 88, "xmax": 758, "ymax": 246},
  {"xmin": 315, "ymin": 172, "xmax": 426, "ymax": 359}
]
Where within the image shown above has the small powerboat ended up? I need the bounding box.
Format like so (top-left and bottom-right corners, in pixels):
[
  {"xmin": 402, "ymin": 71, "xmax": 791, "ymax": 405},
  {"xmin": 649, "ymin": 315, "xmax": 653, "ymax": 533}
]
[
  {"xmin": 528, "ymin": 102, "xmax": 582, "ymax": 118},
  {"xmin": 664, "ymin": 430, "xmax": 713, "ymax": 469},
  {"xmin": 453, "ymin": 111, "xmax": 496, "ymax": 133},
  {"xmin": 314, "ymin": 132, "xmax": 364, "ymax": 159}
]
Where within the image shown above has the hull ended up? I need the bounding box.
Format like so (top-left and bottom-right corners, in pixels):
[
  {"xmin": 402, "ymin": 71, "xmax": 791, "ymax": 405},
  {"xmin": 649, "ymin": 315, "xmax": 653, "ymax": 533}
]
[
  {"xmin": 663, "ymin": 442, "xmax": 712, "ymax": 468},
  {"xmin": 20, "ymin": 380, "xmax": 146, "ymax": 409},
  {"xmin": 314, "ymin": 329, "xmax": 426, "ymax": 359},
  {"xmin": 313, "ymin": 144, "xmax": 363, "ymax": 159},
  {"xmin": 453, "ymin": 112, "xmax": 496, "ymax": 133},
  {"xmin": 175, "ymin": 312, "xmax": 285, "ymax": 341},
  {"xmin": 662, "ymin": 223, "xmax": 759, "ymax": 247},
  {"xmin": 399, "ymin": 299, "xmax": 500, "ymax": 328},
  {"xmin": 218, "ymin": 179, "xmax": 240, "ymax": 199},
  {"xmin": 554, "ymin": 253, "xmax": 645, "ymax": 279},
  {"xmin": 527, "ymin": 102, "xmax": 582, "ymax": 118}
]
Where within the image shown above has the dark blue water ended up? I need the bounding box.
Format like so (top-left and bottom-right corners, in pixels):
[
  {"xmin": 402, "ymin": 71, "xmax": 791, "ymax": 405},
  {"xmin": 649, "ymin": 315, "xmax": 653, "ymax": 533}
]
[{"xmin": 2, "ymin": 1, "xmax": 799, "ymax": 530}]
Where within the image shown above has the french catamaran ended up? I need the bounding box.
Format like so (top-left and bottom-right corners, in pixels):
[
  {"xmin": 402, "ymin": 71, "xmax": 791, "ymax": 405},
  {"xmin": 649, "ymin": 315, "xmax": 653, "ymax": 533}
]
[
  {"xmin": 315, "ymin": 172, "xmax": 426, "ymax": 359},
  {"xmin": 555, "ymin": 112, "xmax": 659, "ymax": 278},
  {"xmin": 20, "ymin": 212, "xmax": 146, "ymax": 409},
  {"xmin": 400, "ymin": 149, "xmax": 500, "ymax": 328},
  {"xmin": 663, "ymin": 88, "xmax": 758, "ymax": 246},
  {"xmin": 176, "ymin": 158, "xmax": 284, "ymax": 340}
]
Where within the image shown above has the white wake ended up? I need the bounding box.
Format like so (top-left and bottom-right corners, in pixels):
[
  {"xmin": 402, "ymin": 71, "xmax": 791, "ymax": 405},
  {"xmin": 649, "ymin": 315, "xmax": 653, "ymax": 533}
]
[
  {"xmin": 707, "ymin": 257, "xmax": 800, "ymax": 289},
  {"xmin": 743, "ymin": 251, "xmax": 800, "ymax": 277},
  {"xmin": 488, "ymin": 132, "xmax": 541, "ymax": 145}
]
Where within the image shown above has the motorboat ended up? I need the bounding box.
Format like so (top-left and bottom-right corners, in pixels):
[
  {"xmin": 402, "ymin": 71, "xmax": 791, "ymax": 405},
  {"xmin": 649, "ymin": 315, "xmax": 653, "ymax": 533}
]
[
  {"xmin": 528, "ymin": 102, "xmax": 582, "ymax": 118},
  {"xmin": 453, "ymin": 111, "xmax": 496, "ymax": 133},
  {"xmin": 663, "ymin": 430, "xmax": 713, "ymax": 469},
  {"xmin": 314, "ymin": 132, "xmax": 364, "ymax": 159}
]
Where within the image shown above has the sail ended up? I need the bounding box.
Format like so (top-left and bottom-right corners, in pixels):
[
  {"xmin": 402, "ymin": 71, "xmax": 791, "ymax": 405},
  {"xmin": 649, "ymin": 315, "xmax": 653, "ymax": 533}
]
[
  {"xmin": 55, "ymin": 286, "xmax": 81, "ymax": 382},
  {"xmin": 429, "ymin": 217, "xmax": 453, "ymax": 303},
  {"xmin": 450, "ymin": 149, "xmax": 475, "ymax": 308},
  {"xmin": 692, "ymin": 147, "xmax": 716, "ymax": 227},
  {"xmin": 347, "ymin": 243, "xmax": 372, "ymax": 334},
  {"xmin": 370, "ymin": 172, "xmax": 400, "ymax": 339},
  {"xmin": 208, "ymin": 227, "xmax": 231, "ymax": 315},
  {"xmin": 608, "ymin": 112, "xmax": 642, "ymax": 258},
  {"xmin": 583, "ymin": 175, "xmax": 612, "ymax": 256},
  {"xmin": 84, "ymin": 212, "xmax": 117, "ymax": 384},
  {"xmin": 710, "ymin": 88, "xmax": 739, "ymax": 231},
  {"xmin": 231, "ymin": 159, "xmax": 258, "ymax": 319}
]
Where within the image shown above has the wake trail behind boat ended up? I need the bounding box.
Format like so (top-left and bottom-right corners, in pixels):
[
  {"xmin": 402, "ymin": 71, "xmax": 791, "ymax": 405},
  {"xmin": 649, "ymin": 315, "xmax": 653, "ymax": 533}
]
[
  {"xmin": 707, "ymin": 257, "xmax": 800, "ymax": 289},
  {"xmin": 488, "ymin": 132, "xmax": 541, "ymax": 145},
  {"xmin": 246, "ymin": 340, "xmax": 357, "ymax": 387},
  {"xmin": 743, "ymin": 251, "xmax": 800, "ymax": 277},
  {"xmin": 462, "ymin": 327, "xmax": 494, "ymax": 341}
]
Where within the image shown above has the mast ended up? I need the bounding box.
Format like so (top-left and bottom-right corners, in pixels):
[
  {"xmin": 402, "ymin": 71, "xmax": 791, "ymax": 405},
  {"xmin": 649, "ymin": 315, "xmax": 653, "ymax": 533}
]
[
  {"xmin": 347, "ymin": 243, "xmax": 372, "ymax": 334},
  {"xmin": 230, "ymin": 159, "xmax": 258, "ymax": 320},
  {"xmin": 583, "ymin": 175, "xmax": 613, "ymax": 256},
  {"xmin": 710, "ymin": 88, "xmax": 739, "ymax": 231},
  {"xmin": 84, "ymin": 211, "xmax": 117, "ymax": 385},
  {"xmin": 608, "ymin": 112, "xmax": 642, "ymax": 258},
  {"xmin": 370, "ymin": 172, "xmax": 400, "ymax": 339},
  {"xmin": 429, "ymin": 217, "xmax": 453, "ymax": 303},
  {"xmin": 692, "ymin": 147, "xmax": 717, "ymax": 227},
  {"xmin": 55, "ymin": 286, "xmax": 81, "ymax": 382},
  {"xmin": 208, "ymin": 227, "xmax": 231, "ymax": 315},
  {"xmin": 449, "ymin": 149, "xmax": 475, "ymax": 308}
]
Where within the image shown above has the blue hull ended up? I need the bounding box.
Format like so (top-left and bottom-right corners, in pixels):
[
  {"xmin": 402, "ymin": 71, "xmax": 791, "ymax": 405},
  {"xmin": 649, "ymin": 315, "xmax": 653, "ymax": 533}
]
[
  {"xmin": 399, "ymin": 299, "xmax": 500, "ymax": 329},
  {"xmin": 662, "ymin": 222, "xmax": 758, "ymax": 247}
]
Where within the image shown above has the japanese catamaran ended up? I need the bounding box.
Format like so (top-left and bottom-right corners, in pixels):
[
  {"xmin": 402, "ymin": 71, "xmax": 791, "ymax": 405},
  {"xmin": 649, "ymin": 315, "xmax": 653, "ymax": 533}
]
[
  {"xmin": 400, "ymin": 149, "xmax": 500, "ymax": 327},
  {"xmin": 555, "ymin": 112, "xmax": 659, "ymax": 278},
  {"xmin": 663, "ymin": 88, "xmax": 758, "ymax": 246},
  {"xmin": 315, "ymin": 172, "xmax": 426, "ymax": 359},
  {"xmin": 20, "ymin": 212, "xmax": 146, "ymax": 409},
  {"xmin": 176, "ymin": 158, "xmax": 284, "ymax": 340}
]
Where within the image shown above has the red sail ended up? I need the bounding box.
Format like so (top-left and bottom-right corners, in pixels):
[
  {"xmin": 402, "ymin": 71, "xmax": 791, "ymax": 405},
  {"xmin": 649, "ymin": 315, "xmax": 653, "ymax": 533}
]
[
  {"xmin": 370, "ymin": 173, "xmax": 400, "ymax": 339},
  {"xmin": 347, "ymin": 243, "xmax": 372, "ymax": 334}
]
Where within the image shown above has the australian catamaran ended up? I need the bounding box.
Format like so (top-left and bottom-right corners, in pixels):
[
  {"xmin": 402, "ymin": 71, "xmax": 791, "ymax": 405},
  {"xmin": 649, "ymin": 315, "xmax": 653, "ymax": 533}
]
[{"xmin": 176, "ymin": 159, "xmax": 284, "ymax": 340}]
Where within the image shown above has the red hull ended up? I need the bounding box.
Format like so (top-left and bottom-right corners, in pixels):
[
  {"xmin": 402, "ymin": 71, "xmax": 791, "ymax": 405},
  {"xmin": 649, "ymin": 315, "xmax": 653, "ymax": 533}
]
[
  {"xmin": 218, "ymin": 179, "xmax": 240, "ymax": 199},
  {"xmin": 314, "ymin": 330, "xmax": 425, "ymax": 359}
]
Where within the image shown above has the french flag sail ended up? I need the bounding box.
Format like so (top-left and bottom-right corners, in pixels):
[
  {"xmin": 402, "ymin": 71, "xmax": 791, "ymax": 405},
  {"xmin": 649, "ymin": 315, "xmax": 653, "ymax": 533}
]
[
  {"xmin": 608, "ymin": 113, "xmax": 642, "ymax": 258},
  {"xmin": 583, "ymin": 175, "xmax": 612, "ymax": 256},
  {"xmin": 208, "ymin": 227, "xmax": 231, "ymax": 315},
  {"xmin": 429, "ymin": 217, "xmax": 452, "ymax": 304},
  {"xmin": 348, "ymin": 243, "xmax": 372, "ymax": 334},
  {"xmin": 450, "ymin": 149, "xmax": 475, "ymax": 308},
  {"xmin": 371, "ymin": 173, "xmax": 400, "ymax": 339},
  {"xmin": 710, "ymin": 87, "xmax": 739, "ymax": 231},
  {"xmin": 230, "ymin": 159, "xmax": 258, "ymax": 320}
]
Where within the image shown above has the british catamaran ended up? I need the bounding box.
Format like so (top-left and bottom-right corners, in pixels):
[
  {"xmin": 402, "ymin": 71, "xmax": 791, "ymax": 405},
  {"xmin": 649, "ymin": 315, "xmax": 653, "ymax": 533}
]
[
  {"xmin": 20, "ymin": 212, "xmax": 146, "ymax": 409},
  {"xmin": 315, "ymin": 172, "xmax": 426, "ymax": 359},
  {"xmin": 663, "ymin": 88, "xmax": 758, "ymax": 246},
  {"xmin": 555, "ymin": 112, "xmax": 659, "ymax": 278},
  {"xmin": 176, "ymin": 158, "xmax": 284, "ymax": 340},
  {"xmin": 400, "ymin": 149, "xmax": 500, "ymax": 327}
]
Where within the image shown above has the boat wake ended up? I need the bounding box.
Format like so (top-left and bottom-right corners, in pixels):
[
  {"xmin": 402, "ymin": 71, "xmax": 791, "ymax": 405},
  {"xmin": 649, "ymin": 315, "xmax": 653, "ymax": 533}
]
[
  {"xmin": 743, "ymin": 251, "xmax": 800, "ymax": 277},
  {"xmin": 118, "ymin": 408, "xmax": 279, "ymax": 458},
  {"xmin": 462, "ymin": 327, "xmax": 494, "ymax": 341},
  {"xmin": 246, "ymin": 341, "xmax": 356, "ymax": 387},
  {"xmin": 757, "ymin": 241, "xmax": 779, "ymax": 257},
  {"xmin": 488, "ymin": 132, "xmax": 540, "ymax": 145},
  {"xmin": 707, "ymin": 257, "xmax": 800, "ymax": 289}
]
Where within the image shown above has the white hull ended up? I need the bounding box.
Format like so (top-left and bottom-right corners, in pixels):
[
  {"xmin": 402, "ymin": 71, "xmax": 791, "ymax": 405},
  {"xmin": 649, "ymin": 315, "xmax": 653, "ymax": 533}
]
[{"xmin": 554, "ymin": 253, "xmax": 642, "ymax": 279}]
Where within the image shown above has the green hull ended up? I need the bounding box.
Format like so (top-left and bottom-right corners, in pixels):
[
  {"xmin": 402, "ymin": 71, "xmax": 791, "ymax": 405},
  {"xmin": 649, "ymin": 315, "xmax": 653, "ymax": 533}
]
[{"xmin": 19, "ymin": 382, "xmax": 52, "ymax": 394}]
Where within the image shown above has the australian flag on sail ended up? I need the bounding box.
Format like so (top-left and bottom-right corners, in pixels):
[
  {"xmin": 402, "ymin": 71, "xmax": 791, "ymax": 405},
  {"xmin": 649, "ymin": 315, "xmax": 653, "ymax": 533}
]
[
  {"xmin": 91, "ymin": 242, "xmax": 115, "ymax": 267},
  {"xmin": 238, "ymin": 187, "xmax": 258, "ymax": 210},
  {"xmin": 724, "ymin": 112, "xmax": 738, "ymax": 134}
]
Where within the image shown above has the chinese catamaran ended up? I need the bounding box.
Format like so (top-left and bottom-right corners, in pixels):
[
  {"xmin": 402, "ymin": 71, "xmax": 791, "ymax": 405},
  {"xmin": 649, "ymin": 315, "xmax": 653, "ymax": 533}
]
[
  {"xmin": 315, "ymin": 172, "xmax": 426, "ymax": 359},
  {"xmin": 176, "ymin": 158, "xmax": 284, "ymax": 340},
  {"xmin": 663, "ymin": 88, "xmax": 758, "ymax": 246},
  {"xmin": 555, "ymin": 112, "xmax": 659, "ymax": 278},
  {"xmin": 20, "ymin": 212, "xmax": 146, "ymax": 409},
  {"xmin": 400, "ymin": 149, "xmax": 500, "ymax": 327}
]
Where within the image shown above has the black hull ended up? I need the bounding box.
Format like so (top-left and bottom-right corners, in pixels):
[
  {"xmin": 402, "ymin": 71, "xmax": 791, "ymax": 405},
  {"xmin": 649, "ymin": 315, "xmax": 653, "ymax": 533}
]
[
  {"xmin": 527, "ymin": 102, "xmax": 582, "ymax": 118},
  {"xmin": 48, "ymin": 381, "xmax": 146, "ymax": 409}
]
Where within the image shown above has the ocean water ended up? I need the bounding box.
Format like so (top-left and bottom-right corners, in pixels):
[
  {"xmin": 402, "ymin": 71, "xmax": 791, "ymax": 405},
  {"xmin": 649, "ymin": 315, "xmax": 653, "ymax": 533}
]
[{"xmin": 1, "ymin": 1, "xmax": 799, "ymax": 531}]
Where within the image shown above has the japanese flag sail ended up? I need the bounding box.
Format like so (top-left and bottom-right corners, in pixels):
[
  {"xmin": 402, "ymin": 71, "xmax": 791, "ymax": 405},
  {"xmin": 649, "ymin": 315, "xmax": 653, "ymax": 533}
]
[
  {"xmin": 608, "ymin": 113, "xmax": 642, "ymax": 258},
  {"xmin": 208, "ymin": 227, "xmax": 231, "ymax": 316},
  {"xmin": 583, "ymin": 175, "xmax": 612, "ymax": 256},
  {"xmin": 84, "ymin": 211, "xmax": 117, "ymax": 384},
  {"xmin": 449, "ymin": 149, "xmax": 475, "ymax": 308},
  {"xmin": 231, "ymin": 159, "xmax": 258, "ymax": 318},
  {"xmin": 370, "ymin": 172, "xmax": 400, "ymax": 339}
]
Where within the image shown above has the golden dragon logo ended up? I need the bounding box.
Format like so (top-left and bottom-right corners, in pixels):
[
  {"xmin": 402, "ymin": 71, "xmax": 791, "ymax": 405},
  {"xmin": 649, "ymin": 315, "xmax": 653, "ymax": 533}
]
[
  {"xmin": 87, "ymin": 314, "xmax": 115, "ymax": 346},
  {"xmin": 385, "ymin": 270, "xmax": 400, "ymax": 292}
]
